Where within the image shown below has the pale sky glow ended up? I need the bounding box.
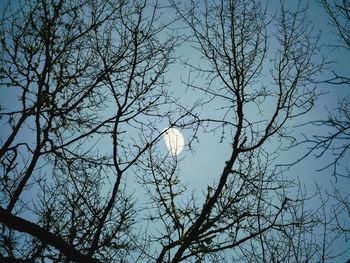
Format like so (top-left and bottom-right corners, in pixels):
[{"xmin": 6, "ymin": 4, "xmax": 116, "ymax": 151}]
[
  {"xmin": 0, "ymin": 0, "xmax": 350, "ymax": 262},
  {"xmin": 163, "ymin": 127, "xmax": 184, "ymax": 156}
]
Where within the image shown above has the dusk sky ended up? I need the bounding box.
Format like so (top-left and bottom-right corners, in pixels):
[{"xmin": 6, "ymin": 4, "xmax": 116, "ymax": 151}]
[{"xmin": 0, "ymin": 0, "xmax": 349, "ymax": 262}]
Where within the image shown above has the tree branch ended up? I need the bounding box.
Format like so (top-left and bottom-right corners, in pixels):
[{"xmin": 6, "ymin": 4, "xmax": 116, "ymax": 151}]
[{"xmin": 0, "ymin": 207, "xmax": 100, "ymax": 263}]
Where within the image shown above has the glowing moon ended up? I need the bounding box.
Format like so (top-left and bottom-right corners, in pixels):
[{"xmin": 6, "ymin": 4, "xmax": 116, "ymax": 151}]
[{"xmin": 163, "ymin": 127, "xmax": 184, "ymax": 156}]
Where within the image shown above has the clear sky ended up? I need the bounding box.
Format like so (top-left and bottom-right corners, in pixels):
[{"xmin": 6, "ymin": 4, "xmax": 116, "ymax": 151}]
[
  {"xmin": 0, "ymin": 0, "xmax": 349, "ymax": 262},
  {"xmin": 151, "ymin": 1, "xmax": 350, "ymax": 261},
  {"xmin": 160, "ymin": 0, "xmax": 349, "ymax": 194}
]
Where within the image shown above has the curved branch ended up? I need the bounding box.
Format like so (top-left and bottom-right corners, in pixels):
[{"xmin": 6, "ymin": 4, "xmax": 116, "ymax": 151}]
[{"xmin": 0, "ymin": 207, "xmax": 100, "ymax": 263}]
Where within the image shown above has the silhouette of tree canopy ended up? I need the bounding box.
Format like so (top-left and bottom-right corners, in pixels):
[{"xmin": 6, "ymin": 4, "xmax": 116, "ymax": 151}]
[
  {"xmin": 306, "ymin": 0, "xmax": 350, "ymax": 179},
  {"xmin": 0, "ymin": 0, "xmax": 348, "ymax": 262}
]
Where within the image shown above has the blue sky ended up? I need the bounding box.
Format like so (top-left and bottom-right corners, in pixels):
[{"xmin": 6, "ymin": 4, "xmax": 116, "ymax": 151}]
[
  {"xmin": 160, "ymin": 0, "xmax": 349, "ymax": 190},
  {"xmin": 0, "ymin": 0, "xmax": 349, "ymax": 262},
  {"xmin": 152, "ymin": 1, "xmax": 350, "ymax": 261}
]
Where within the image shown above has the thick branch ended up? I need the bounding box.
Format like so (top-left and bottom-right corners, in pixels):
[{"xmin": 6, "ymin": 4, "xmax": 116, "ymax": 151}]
[{"xmin": 0, "ymin": 207, "xmax": 100, "ymax": 263}]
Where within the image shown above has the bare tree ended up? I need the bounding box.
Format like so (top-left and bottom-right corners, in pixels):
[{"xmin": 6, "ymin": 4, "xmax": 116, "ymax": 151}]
[
  {"xmin": 286, "ymin": 0, "xmax": 350, "ymax": 179},
  {"xmin": 0, "ymin": 0, "xmax": 347, "ymax": 262},
  {"xmin": 316, "ymin": 0, "xmax": 350, "ymax": 178},
  {"xmin": 143, "ymin": 0, "xmax": 337, "ymax": 262},
  {"xmin": 277, "ymin": 1, "xmax": 350, "ymax": 262},
  {"xmin": 0, "ymin": 0, "xmax": 187, "ymax": 262},
  {"xmin": 322, "ymin": 0, "xmax": 350, "ymax": 51}
]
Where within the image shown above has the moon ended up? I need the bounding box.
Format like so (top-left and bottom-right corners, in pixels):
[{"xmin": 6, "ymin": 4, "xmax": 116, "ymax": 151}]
[{"xmin": 163, "ymin": 127, "xmax": 184, "ymax": 156}]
